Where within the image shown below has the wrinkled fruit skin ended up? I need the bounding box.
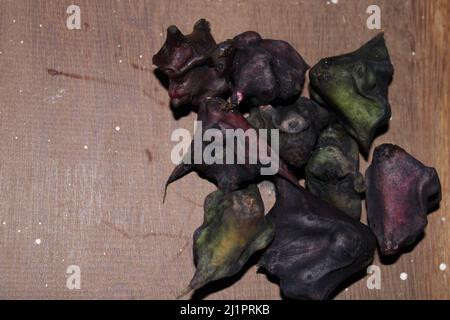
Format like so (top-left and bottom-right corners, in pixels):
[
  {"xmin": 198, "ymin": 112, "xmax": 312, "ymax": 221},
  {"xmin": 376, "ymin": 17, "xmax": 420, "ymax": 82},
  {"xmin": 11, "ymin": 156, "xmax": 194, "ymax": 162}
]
[
  {"xmin": 309, "ymin": 33, "xmax": 394, "ymax": 152},
  {"xmin": 306, "ymin": 123, "xmax": 365, "ymax": 220},
  {"xmin": 247, "ymin": 98, "xmax": 329, "ymax": 167},
  {"xmin": 182, "ymin": 185, "xmax": 274, "ymax": 296},
  {"xmin": 165, "ymin": 98, "xmax": 298, "ymax": 198},
  {"xmin": 365, "ymin": 144, "xmax": 441, "ymax": 256},
  {"xmin": 260, "ymin": 178, "xmax": 376, "ymax": 300},
  {"xmin": 231, "ymin": 31, "xmax": 309, "ymax": 106}
]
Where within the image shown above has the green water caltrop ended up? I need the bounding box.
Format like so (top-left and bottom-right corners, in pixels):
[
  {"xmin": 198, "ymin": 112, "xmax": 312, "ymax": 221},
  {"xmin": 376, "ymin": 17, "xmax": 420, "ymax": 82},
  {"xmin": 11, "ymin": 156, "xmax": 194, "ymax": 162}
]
[
  {"xmin": 179, "ymin": 184, "xmax": 274, "ymax": 297},
  {"xmin": 309, "ymin": 33, "xmax": 394, "ymax": 152},
  {"xmin": 306, "ymin": 123, "xmax": 365, "ymax": 220}
]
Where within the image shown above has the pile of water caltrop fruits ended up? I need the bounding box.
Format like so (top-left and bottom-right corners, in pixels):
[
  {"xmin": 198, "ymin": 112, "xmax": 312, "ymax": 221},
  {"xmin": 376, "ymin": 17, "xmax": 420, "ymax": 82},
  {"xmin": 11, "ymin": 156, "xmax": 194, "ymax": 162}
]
[{"xmin": 153, "ymin": 19, "xmax": 441, "ymax": 299}]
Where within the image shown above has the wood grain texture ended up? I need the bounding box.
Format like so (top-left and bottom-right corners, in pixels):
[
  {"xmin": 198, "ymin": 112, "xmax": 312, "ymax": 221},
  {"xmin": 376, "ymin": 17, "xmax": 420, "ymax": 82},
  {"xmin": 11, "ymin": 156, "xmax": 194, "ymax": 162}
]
[{"xmin": 0, "ymin": 0, "xmax": 448, "ymax": 299}]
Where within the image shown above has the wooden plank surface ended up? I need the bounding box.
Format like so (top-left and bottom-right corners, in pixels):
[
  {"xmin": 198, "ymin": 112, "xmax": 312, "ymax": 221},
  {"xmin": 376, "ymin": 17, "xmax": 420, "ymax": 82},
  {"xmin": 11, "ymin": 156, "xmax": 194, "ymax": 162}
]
[{"xmin": 0, "ymin": 0, "xmax": 448, "ymax": 299}]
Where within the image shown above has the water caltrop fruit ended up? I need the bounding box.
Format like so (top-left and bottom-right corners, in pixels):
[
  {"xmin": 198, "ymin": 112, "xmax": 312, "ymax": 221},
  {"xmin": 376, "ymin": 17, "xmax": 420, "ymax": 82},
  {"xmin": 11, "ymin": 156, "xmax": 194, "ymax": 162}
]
[
  {"xmin": 247, "ymin": 98, "xmax": 330, "ymax": 167},
  {"xmin": 259, "ymin": 178, "xmax": 376, "ymax": 300},
  {"xmin": 365, "ymin": 144, "xmax": 441, "ymax": 255},
  {"xmin": 230, "ymin": 31, "xmax": 309, "ymax": 107},
  {"xmin": 309, "ymin": 33, "xmax": 394, "ymax": 152},
  {"xmin": 164, "ymin": 97, "xmax": 298, "ymax": 201},
  {"xmin": 306, "ymin": 123, "xmax": 365, "ymax": 220},
  {"xmin": 152, "ymin": 19, "xmax": 216, "ymax": 79},
  {"xmin": 179, "ymin": 185, "xmax": 274, "ymax": 297}
]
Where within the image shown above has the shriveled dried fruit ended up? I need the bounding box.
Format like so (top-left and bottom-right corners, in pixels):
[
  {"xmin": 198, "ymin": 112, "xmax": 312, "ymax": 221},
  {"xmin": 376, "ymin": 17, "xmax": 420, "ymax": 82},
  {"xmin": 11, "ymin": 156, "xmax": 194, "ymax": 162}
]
[
  {"xmin": 179, "ymin": 185, "xmax": 274, "ymax": 297},
  {"xmin": 365, "ymin": 144, "xmax": 441, "ymax": 256},
  {"xmin": 152, "ymin": 19, "xmax": 216, "ymax": 78},
  {"xmin": 309, "ymin": 33, "xmax": 393, "ymax": 152},
  {"xmin": 247, "ymin": 98, "xmax": 329, "ymax": 167},
  {"xmin": 306, "ymin": 123, "xmax": 364, "ymax": 220},
  {"xmin": 259, "ymin": 178, "xmax": 376, "ymax": 300},
  {"xmin": 230, "ymin": 31, "xmax": 309, "ymax": 106},
  {"xmin": 164, "ymin": 97, "xmax": 298, "ymax": 199}
]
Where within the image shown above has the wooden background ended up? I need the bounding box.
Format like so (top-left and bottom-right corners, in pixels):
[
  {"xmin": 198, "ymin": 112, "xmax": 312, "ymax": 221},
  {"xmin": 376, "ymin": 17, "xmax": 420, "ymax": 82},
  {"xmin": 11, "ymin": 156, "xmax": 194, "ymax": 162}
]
[{"xmin": 0, "ymin": 0, "xmax": 448, "ymax": 299}]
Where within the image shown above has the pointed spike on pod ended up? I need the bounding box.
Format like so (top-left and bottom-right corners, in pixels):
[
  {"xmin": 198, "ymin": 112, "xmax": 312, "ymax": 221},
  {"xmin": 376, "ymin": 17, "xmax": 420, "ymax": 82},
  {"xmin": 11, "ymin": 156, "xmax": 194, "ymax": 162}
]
[
  {"xmin": 193, "ymin": 18, "xmax": 210, "ymax": 32},
  {"xmin": 166, "ymin": 25, "xmax": 185, "ymax": 46},
  {"xmin": 163, "ymin": 163, "xmax": 193, "ymax": 203}
]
